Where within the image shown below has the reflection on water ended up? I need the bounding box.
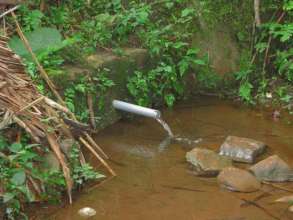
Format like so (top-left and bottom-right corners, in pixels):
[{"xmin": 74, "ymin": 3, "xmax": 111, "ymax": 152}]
[{"xmin": 36, "ymin": 97, "xmax": 293, "ymax": 220}]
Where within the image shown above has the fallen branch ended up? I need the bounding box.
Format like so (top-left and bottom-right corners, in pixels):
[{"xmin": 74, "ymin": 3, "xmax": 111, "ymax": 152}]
[
  {"xmin": 263, "ymin": 181, "xmax": 293, "ymax": 193},
  {"xmin": 87, "ymin": 93, "xmax": 96, "ymax": 130},
  {"xmin": 240, "ymin": 198, "xmax": 281, "ymax": 220},
  {"xmin": 79, "ymin": 137, "xmax": 116, "ymax": 176},
  {"xmin": 254, "ymin": 0, "xmax": 261, "ymax": 27}
]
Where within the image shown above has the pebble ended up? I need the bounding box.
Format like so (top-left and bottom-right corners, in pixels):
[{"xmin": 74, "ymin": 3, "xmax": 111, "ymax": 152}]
[{"xmin": 78, "ymin": 207, "xmax": 97, "ymax": 218}]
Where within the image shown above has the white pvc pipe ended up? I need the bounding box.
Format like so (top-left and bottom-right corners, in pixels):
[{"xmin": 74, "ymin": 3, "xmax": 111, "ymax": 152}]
[{"xmin": 112, "ymin": 100, "xmax": 161, "ymax": 119}]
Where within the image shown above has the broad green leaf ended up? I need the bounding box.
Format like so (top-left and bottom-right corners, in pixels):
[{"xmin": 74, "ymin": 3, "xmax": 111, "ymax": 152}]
[
  {"xmin": 9, "ymin": 143, "xmax": 23, "ymax": 153},
  {"xmin": 10, "ymin": 170, "xmax": 26, "ymax": 186},
  {"xmin": 9, "ymin": 27, "xmax": 63, "ymax": 59},
  {"xmin": 193, "ymin": 59, "xmax": 206, "ymax": 65},
  {"xmin": 181, "ymin": 8, "xmax": 195, "ymax": 17},
  {"xmin": 187, "ymin": 48, "xmax": 200, "ymax": 56},
  {"xmin": 164, "ymin": 94, "xmax": 175, "ymax": 107}
]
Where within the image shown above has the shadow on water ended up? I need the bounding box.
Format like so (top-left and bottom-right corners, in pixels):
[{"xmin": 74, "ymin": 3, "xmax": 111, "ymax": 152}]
[{"xmin": 36, "ymin": 97, "xmax": 293, "ymax": 220}]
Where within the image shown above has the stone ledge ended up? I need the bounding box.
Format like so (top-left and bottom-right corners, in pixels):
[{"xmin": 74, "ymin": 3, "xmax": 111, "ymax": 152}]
[{"xmin": 51, "ymin": 48, "xmax": 151, "ymax": 130}]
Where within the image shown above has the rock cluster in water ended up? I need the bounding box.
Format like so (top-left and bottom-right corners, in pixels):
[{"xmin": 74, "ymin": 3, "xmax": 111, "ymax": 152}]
[{"xmin": 186, "ymin": 135, "xmax": 293, "ymax": 193}]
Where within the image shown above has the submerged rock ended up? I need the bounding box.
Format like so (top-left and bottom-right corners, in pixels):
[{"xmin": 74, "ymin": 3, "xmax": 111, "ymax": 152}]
[
  {"xmin": 219, "ymin": 136, "xmax": 266, "ymax": 163},
  {"xmin": 186, "ymin": 148, "xmax": 232, "ymax": 176},
  {"xmin": 217, "ymin": 167, "xmax": 261, "ymax": 192},
  {"xmin": 78, "ymin": 207, "xmax": 97, "ymax": 218},
  {"xmin": 249, "ymin": 155, "xmax": 293, "ymax": 182}
]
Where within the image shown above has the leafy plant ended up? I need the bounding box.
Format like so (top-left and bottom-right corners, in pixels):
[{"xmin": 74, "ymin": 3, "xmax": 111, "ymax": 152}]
[
  {"xmin": 0, "ymin": 137, "xmax": 65, "ymax": 219},
  {"xmin": 69, "ymin": 145, "xmax": 105, "ymax": 186}
]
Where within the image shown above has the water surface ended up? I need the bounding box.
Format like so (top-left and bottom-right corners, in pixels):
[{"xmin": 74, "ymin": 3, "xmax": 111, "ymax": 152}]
[{"xmin": 44, "ymin": 97, "xmax": 293, "ymax": 220}]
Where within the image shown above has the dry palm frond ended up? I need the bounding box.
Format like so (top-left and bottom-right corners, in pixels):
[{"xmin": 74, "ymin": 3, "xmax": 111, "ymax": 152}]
[{"xmin": 0, "ymin": 35, "xmax": 115, "ymax": 203}]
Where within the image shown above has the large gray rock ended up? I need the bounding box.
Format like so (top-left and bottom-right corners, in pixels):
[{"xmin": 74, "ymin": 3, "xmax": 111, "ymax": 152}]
[
  {"xmin": 217, "ymin": 167, "xmax": 261, "ymax": 192},
  {"xmin": 219, "ymin": 136, "xmax": 266, "ymax": 163},
  {"xmin": 249, "ymin": 155, "xmax": 293, "ymax": 182},
  {"xmin": 186, "ymin": 148, "xmax": 232, "ymax": 176}
]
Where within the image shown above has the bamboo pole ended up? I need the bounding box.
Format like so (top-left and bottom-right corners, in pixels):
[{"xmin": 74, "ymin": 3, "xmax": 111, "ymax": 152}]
[
  {"xmin": 79, "ymin": 137, "xmax": 116, "ymax": 176},
  {"xmin": 11, "ymin": 11, "xmax": 110, "ymax": 160},
  {"xmin": 11, "ymin": 12, "xmax": 65, "ymax": 104}
]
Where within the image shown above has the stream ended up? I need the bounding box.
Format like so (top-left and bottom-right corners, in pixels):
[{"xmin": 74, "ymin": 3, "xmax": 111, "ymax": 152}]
[{"xmin": 36, "ymin": 97, "xmax": 293, "ymax": 220}]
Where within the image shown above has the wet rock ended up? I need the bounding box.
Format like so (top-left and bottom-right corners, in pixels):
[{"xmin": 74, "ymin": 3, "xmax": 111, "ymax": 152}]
[
  {"xmin": 186, "ymin": 148, "xmax": 232, "ymax": 176},
  {"xmin": 78, "ymin": 207, "xmax": 96, "ymax": 218},
  {"xmin": 217, "ymin": 167, "xmax": 261, "ymax": 192},
  {"xmin": 219, "ymin": 136, "xmax": 266, "ymax": 163},
  {"xmin": 249, "ymin": 155, "xmax": 293, "ymax": 182}
]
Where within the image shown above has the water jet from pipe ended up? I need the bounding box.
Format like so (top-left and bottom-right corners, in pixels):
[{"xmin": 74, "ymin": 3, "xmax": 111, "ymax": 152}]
[{"xmin": 112, "ymin": 100, "xmax": 174, "ymax": 137}]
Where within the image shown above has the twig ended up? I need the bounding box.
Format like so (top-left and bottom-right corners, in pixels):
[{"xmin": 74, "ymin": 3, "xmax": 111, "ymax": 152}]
[
  {"xmin": 0, "ymin": 5, "xmax": 19, "ymax": 19},
  {"xmin": 263, "ymin": 181, "xmax": 293, "ymax": 193},
  {"xmin": 161, "ymin": 184, "xmax": 205, "ymax": 192},
  {"xmin": 262, "ymin": 11, "xmax": 286, "ymax": 74},
  {"xmin": 13, "ymin": 116, "xmax": 40, "ymax": 142},
  {"xmin": 84, "ymin": 133, "xmax": 109, "ymax": 159},
  {"xmin": 79, "ymin": 137, "xmax": 116, "ymax": 176},
  {"xmin": 87, "ymin": 93, "xmax": 96, "ymax": 130},
  {"xmin": 44, "ymin": 97, "xmax": 70, "ymax": 113},
  {"xmin": 16, "ymin": 96, "xmax": 44, "ymax": 114},
  {"xmin": 86, "ymin": 175, "xmax": 114, "ymax": 192},
  {"xmin": 241, "ymin": 191, "xmax": 273, "ymax": 207},
  {"xmin": 241, "ymin": 198, "xmax": 281, "ymax": 220},
  {"xmin": 254, "ymin": 0, "xmax": 261, "ymax": 27}
]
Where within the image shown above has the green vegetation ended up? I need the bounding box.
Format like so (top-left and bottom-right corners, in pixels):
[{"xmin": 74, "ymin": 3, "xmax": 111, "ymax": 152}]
[
  {"xmin": 0, "ymin": 0, "xmax": 292, "ymax": 218},
  {"xmin": 0, "ymin": 133, "xmax": 104, "ymax": 219}
]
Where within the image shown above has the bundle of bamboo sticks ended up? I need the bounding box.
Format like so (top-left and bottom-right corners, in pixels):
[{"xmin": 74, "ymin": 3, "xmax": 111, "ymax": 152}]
[{"xmin": 0, "ymin": 32, "xmax": 115, "ymax": 203}]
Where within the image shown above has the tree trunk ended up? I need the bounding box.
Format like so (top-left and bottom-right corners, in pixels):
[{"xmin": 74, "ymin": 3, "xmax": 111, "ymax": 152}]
[{"xmin": 254, "ymin": 0, "xmax": 261, "ymax": 27}]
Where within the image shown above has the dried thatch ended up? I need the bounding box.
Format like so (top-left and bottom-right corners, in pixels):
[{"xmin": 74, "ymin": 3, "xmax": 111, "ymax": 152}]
[{"xmin": 0, "ymin": 35, "xmax": 114, "ymax": 203}]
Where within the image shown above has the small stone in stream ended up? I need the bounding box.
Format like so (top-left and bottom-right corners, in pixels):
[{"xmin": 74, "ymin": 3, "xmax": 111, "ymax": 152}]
[
  {"xmin": 186, "ymin": 148, "xmax": 232, "ymax": 176},
  {"xmin": 78, "ymin": 207, "xmax": 96, "ymax": 218},
  {"xmin": 289, "ymin": 206, "xmax": 293, "ymax": 212},
  {"xmin": 219, "ymin": 136, "xmax": 266, "ymax": 163},
  {"xmin": 249, "ymin": 155, "xmax": 293, "ymax": 182},
  {"xmin": 217, "ymin": 167, "xmax": 261, "ymax": 192}
]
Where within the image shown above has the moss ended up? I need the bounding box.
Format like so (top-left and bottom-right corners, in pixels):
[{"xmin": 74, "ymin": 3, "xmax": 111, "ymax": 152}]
[{"xmin": 51, "ymin": 48, "xmax": 150, "ymax": 130}]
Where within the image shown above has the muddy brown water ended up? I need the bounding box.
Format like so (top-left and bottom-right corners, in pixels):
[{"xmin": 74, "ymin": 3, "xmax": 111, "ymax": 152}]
[{"xmin": 36, "ymin": 97, "xmax": 293, "ymax": 220}]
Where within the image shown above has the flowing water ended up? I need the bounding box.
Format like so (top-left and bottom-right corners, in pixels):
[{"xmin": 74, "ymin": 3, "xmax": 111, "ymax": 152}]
[
  {"xmin": 156, "ymin": 117, "xmax": 174, "ymax": 138},
  {"xmin": 33, "ymin": 97, "xmax": 293, "ymax": 220}
]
